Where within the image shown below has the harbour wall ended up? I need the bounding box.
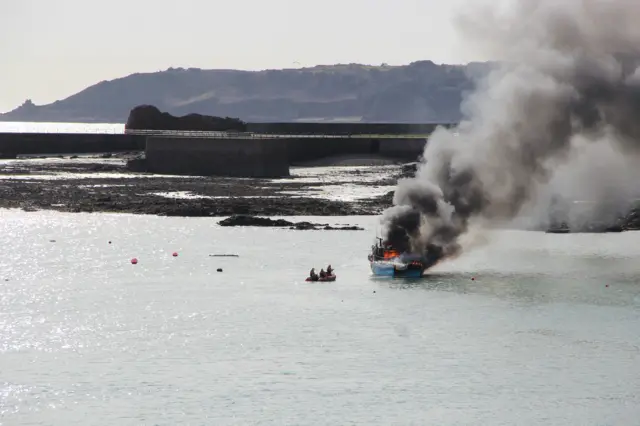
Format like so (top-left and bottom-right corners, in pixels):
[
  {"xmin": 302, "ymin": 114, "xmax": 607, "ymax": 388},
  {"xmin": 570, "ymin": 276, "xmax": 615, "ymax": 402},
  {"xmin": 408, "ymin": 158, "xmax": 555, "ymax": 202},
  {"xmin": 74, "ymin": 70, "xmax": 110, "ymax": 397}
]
[
  {"xmin": 143, "ymin": 135, "xmax": 424, "ymax": 177},
  {"xmin": 0, "ymin": 131, "xmax": 427, "ymax": 177},
  {"xmin": 145, "ymin": 136, "xmax": 290, "ymax": 177},
  {"xmin": 246, "ymin": 122, "xmax": 454, "ymax": 135},
  {"xmin": 286, "ymin": 137, "xmax": 426, "ymax": 163},
  {"xmin": 0, "ymin": 133, "xmax": 144, "ymax": 157}
]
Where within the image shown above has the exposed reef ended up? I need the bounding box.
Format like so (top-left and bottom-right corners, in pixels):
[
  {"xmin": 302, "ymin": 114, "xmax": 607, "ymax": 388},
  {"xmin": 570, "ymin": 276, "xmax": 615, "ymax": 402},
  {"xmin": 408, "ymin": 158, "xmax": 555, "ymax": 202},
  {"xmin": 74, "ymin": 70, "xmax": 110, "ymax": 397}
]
[
  {"xmin": 0, "ymin": 156, "xmax": 395, "ymax": 217},
  {"xmin": 218, "ymin": 215, "xmax": 364, "ymax": 230},
  {"xmin": 0, "ymin": 155, "xmax": 638, "ymax": 233}
]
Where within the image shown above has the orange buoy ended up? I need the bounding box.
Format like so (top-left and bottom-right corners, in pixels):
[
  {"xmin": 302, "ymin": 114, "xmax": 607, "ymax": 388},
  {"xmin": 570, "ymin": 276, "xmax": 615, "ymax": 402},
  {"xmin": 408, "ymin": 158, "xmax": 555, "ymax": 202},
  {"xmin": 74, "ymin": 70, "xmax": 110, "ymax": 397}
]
[
  {"xmin": 172, "ymin": 252, "xmax": 178, "ymax": 257},
  {"xmin": 131, "ymin": 258, "xmax": 138, "ymax": 265}
]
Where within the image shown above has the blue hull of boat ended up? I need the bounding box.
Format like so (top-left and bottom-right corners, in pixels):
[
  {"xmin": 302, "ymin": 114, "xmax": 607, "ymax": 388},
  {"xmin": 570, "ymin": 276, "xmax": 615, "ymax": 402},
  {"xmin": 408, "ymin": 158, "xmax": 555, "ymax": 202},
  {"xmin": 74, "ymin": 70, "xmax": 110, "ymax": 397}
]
[{"xmin": 370, "ymin": 262, "xmax": 424, "ymax": 278}]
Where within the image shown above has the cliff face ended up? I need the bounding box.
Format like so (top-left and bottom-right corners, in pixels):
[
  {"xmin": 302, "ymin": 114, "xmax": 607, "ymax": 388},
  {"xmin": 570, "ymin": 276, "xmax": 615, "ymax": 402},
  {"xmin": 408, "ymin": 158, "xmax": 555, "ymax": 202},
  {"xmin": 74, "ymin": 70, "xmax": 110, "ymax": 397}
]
[{"xmin": 0, "ymin": 60, "xmax": 495, "ymax": 123}]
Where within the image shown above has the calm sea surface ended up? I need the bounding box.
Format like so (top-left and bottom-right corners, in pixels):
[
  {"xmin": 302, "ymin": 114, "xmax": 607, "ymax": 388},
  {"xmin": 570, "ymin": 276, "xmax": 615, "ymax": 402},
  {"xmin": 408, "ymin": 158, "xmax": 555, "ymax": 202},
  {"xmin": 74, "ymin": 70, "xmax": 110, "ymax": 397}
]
[
  {"xmin": 0, "ymin": 210, "xmax": 639, "ymax": 425},
  {"xmin": 0, "ymin": 122, "xmax": 124, "ymax": 133}
]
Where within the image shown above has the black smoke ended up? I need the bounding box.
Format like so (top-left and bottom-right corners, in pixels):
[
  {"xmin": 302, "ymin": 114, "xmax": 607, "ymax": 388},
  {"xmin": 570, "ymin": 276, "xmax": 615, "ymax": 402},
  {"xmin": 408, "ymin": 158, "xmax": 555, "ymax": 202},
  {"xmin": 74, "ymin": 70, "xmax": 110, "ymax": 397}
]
[{"xmin": 382, "ymin": 0, "xmax": 640, "ymax": 266}]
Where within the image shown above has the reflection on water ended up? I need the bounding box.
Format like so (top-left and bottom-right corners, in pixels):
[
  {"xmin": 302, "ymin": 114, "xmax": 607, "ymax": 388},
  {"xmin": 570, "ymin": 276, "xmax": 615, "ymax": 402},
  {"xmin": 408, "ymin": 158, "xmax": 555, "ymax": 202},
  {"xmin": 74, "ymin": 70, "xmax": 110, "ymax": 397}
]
[
  {"xmin": 378, "ymin": 271, "xmax": 640, "ymax": 308},
  {"xmin": 0, "ymin": 122, "xmax": 124, "ymax": 133}
]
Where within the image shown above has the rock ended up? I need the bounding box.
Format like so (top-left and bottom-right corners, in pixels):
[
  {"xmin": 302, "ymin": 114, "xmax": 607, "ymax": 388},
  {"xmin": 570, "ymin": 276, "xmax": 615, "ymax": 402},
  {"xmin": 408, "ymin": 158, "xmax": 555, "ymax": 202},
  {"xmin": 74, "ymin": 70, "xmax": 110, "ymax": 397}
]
[
  {"xmin": 400, "ymin": 162, "xmax": 418, "ymax": 178},
  {"xmin": 324, "ymin": 225, "xmax": 364, "ymax": 230},
  {"xmin": 380, "ymin": 190, "xmax": 395, "ymax": 205},
  {"xmin": 219, "ymin": 215, "xmax": 295, "ymax": 227},
  {"xmin": 622, "ymin": 207, "xmax": 640, "ymax": 230},
  {"xmin": 291, "ymin": 221, "xmax": 317, "ymax": 230},
  {"xmin": 0, "ymin": 158, "xmax": 394, "ymax": 218},
  {"xmin": 219, "ymin": 214, "xmax": 363, "ymax": 230},
  {"xmin": 125, "ymin": 105, "xmax": 247, "ymax": 132},
  {"xmin": 546, "ymin": 219, "xmax": 627, "ymax": 234},
  {"xmin": 85, "ymin": 164, "xmax": 121, "ymax": 172},
  {"xmin": 545, "ymin": 227, "xmax": 570, "ymax": 234},
  {"xmin": 126, "ymin": 157, "xmax": 147, "ymax": 172}
]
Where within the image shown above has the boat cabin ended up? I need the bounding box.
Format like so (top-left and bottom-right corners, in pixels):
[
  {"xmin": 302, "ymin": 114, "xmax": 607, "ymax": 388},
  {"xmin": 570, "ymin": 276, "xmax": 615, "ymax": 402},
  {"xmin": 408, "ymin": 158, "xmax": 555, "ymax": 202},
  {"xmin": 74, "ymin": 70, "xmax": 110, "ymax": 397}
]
[{"xmin": 370, "ymin": 238, "xmax": 400, "ymax": 261}]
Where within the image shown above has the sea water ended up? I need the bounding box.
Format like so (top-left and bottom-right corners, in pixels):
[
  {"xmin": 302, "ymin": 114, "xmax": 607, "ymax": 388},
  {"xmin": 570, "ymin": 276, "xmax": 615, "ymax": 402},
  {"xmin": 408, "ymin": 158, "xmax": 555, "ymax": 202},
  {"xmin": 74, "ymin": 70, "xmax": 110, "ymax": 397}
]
[
  {"xmin": 1, "ymin": 210, "xmax": 639, "ymax": 425},
  {"xmin": 0, "ymin": 122, "xmax": 124, "ymax": 134}
]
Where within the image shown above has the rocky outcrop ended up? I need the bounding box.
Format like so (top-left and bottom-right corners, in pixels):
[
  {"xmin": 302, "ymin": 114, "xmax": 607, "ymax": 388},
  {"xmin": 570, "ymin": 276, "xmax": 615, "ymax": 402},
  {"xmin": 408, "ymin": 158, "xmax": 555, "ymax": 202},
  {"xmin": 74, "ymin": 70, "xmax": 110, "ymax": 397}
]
[
  {"xmin": 4, "ymin": 99, "xmax": 37, "ymax": 117},
  {"xmin": 546, "ymin": 223, "xmax": 624, "ymax": 233},
  {"xmin": 125, "ymin": 155, "xmax": 147, "ymax": 172},
  {"xmin": 218, "ymin": 215, "xmax": 364, "ymax": 230},
  {"xmin": 400, "ymin": 162, "xmax": 418, "ymax": 178},
  {"xmin": 124, "ymin": 105, "xmax": 246, "ymax": 132}
]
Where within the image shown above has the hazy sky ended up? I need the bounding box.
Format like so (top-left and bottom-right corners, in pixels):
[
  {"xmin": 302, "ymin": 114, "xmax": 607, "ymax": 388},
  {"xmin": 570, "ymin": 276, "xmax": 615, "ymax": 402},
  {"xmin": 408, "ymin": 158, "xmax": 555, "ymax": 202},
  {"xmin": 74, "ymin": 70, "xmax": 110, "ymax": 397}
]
[{"xmin": 1, "ymin": 0, "xmax": 490, "ymax": 112}]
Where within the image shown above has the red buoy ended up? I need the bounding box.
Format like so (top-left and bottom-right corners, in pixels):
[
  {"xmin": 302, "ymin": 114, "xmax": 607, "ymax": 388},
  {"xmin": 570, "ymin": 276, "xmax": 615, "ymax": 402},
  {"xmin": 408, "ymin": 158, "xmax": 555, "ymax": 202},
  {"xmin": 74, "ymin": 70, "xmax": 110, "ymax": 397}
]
[
  {"xmin": 131, "ymin": 258, "xmax": 138, "ymax": 264},
  {"xmin": 172, "ymin": 252, "xmax": 178, "ymax": 257},
  {"xmin": 471, "ymin": 277, "xmax": 475, "ymax": 281}
]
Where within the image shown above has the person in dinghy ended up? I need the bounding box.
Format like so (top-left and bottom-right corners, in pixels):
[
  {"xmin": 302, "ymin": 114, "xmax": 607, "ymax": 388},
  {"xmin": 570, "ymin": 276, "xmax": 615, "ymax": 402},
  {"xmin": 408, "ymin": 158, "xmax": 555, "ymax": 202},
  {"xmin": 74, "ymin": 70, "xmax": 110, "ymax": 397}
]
[
  {"xmin": 309, "ymin": 268, "xmax": 319, "ymax": 281},
  {"xmin": 306, "ymin": 265, "xmax": 336, "ymax": 282}
]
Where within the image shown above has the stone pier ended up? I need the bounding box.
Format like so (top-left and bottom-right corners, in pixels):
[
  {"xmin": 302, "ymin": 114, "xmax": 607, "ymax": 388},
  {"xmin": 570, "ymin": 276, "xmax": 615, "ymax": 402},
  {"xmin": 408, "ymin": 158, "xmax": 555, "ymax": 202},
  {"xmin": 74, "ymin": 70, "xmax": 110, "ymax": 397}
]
[{"xmin": 144, "ymin": 136, "xmax": 290, "ymax": 177}]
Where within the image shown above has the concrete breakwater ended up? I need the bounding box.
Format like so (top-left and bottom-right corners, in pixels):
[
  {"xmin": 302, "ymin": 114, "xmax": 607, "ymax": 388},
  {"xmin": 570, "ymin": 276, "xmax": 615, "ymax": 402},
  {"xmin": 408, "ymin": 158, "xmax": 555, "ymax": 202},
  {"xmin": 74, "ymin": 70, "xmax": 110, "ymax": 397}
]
[
  {"xmin": 245, "ymin": 122, "xmax": 454, "ymax": 135},
  {"xmin": 0, "ymin": 131, "xmax": 428, "ymax": 177},
  {"xmin": 145, "ymin": 136, "xmax": 290, "ymax": 177},
  {"xmin": 0, "ymin": 132, "xmax": 144, "ymax": 158},
  {"xmin": 283, "ymin": 136, "xmax": 426, "ymax": 163},
  {"xmin": 142, "ymin": 133, "xmax": 426, "ymax": 177}
]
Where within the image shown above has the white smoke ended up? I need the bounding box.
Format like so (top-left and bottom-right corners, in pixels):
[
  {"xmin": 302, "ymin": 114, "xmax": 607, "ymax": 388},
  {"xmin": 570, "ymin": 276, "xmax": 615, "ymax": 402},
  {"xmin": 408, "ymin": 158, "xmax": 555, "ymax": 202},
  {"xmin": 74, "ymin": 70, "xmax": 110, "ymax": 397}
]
[{"xmin": 383, "ymin": 0, "xmax": 640, "ymax": 264}]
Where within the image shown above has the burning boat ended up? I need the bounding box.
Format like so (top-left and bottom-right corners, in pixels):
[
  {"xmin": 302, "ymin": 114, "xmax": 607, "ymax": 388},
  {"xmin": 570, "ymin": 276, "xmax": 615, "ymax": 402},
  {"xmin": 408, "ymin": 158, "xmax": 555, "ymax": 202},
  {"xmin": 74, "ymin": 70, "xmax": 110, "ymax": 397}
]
[{"xmin": 368, "ymin": 238, "xmax": 435, "ymax": 278}]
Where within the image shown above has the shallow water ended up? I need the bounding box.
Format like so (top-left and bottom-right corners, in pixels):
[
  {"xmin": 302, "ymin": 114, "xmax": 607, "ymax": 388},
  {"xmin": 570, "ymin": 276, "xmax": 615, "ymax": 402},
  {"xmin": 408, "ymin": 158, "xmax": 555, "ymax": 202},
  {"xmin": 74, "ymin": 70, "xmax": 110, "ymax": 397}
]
[{"xmin": 1, "ymin": 210, "xmax": 639, "ymax": 425}]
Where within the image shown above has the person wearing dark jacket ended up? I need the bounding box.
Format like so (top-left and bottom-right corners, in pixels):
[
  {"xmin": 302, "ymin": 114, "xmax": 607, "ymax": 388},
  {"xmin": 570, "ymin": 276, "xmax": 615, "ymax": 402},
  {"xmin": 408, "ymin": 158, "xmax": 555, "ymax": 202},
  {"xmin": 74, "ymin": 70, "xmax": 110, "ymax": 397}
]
[{"xmin": 309, "ymin": 268, "xmax": 318, "ymax": 281}]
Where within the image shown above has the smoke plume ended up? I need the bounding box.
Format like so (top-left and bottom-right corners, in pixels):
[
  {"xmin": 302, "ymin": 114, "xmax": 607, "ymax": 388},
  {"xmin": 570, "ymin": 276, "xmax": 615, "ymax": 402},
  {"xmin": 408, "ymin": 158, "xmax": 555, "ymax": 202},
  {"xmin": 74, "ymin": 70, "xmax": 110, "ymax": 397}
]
[{"xmin": 382, "ymin": 0, "xmax": 640, "ymax": 266}]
